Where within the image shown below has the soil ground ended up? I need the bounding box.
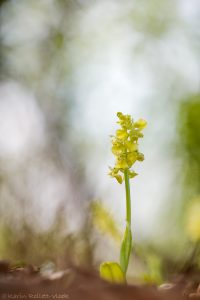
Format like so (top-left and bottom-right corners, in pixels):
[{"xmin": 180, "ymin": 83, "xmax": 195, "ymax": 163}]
[{"xmin": 0, "ymin": 261, "xmax": 200, "ymax": 300}]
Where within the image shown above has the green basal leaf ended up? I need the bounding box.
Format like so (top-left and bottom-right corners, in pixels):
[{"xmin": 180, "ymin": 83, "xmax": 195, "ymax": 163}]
[
  {"xmin": 120, "ymin": 225, "xmax": 132, "ymax": 274},
  {"xmin": 99, "ymin": 261, "xmax": 125, "ymax": 283}
]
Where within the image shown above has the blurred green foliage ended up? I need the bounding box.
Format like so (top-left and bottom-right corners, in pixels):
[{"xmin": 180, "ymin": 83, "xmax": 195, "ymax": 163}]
[
  {"xmin": 142, "ymin": 254, "xmax": 163, "ymax": 285},
  {"xmin": 175, "ymin": 94, "xmax": 200, "ymax": 269},
  {"xmin": 130, "ymin": 0, "xmax": 176, "ymax": 38},
  {"xmin": 0, "ymin": 210, "xmax": 94, "ymax": 268},
  {"xmin": 178, "ymin": 95, "xmax": 200, "ymax": 196}
]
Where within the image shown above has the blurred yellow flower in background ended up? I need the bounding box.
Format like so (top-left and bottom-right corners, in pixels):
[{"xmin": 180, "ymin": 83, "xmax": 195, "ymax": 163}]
[{"xmin": 185, "ymin": 197, "xmax": 200, "ymax": 242}]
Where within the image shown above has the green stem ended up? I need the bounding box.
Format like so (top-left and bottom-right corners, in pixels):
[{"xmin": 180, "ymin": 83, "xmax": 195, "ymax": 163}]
[
  {"xmin": 124, "ymin": 169, "xmax": 131, "ymax": 226},
  {"xmin": 119, "ymin": 168, "xmax": 132, "ymax": 278}
]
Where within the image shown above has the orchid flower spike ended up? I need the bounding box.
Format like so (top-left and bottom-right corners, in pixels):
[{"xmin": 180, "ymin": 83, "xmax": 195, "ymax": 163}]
[{"xmin": 109, "ymin": 112, "xmax": 147, "ymax": 184}]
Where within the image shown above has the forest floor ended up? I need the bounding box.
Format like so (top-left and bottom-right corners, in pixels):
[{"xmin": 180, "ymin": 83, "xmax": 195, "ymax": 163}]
[{"xmin": 0, "ymin": 261, "xmax": 200, "ymax": 300}]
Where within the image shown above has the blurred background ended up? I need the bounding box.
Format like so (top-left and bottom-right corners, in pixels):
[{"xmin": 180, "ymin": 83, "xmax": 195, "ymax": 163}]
[{"xmin": 0, "ymin": 0, "xmax": 200, "ymax": 283}]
